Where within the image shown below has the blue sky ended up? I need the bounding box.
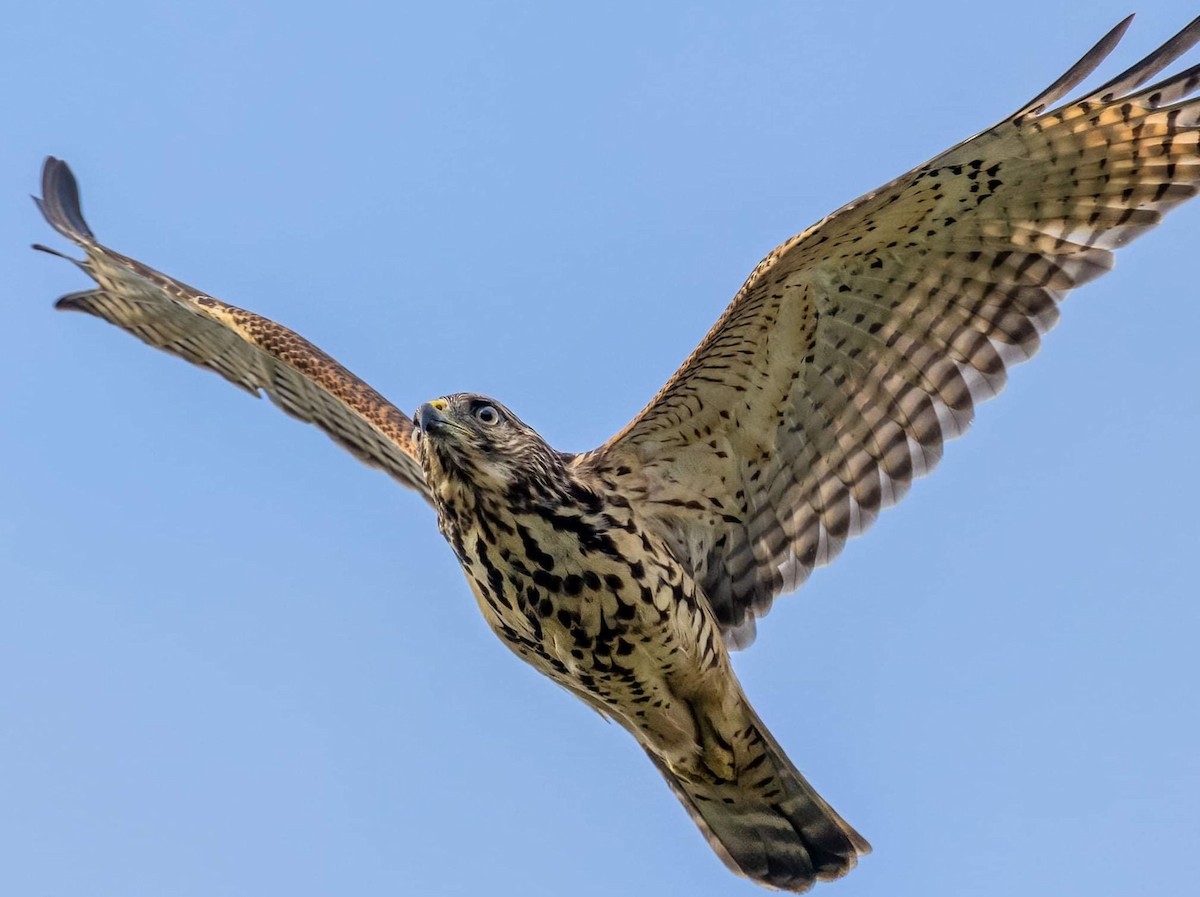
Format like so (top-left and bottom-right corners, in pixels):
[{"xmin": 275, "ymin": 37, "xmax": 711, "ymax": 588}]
[{"xmin": 2, "ymin": 2, "xmax": 1198, "ymax": 895}]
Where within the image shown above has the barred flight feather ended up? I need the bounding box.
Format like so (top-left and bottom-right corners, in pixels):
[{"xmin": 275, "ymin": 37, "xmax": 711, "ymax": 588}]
[{"xmin": 583, "ymin": 15, "xmax": 1200, "ymax": 647}]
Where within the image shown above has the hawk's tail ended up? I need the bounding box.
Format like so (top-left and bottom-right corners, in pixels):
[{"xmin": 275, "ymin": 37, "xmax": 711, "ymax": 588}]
[{"xmin": 647, "ymin": 704, "xmax": 869, "ymax": 893}]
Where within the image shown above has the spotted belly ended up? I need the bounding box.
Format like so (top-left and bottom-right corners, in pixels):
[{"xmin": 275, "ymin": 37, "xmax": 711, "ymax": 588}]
[{"xmin": 455, "ymin": 510, "xmax": 726, "ymax": 746}]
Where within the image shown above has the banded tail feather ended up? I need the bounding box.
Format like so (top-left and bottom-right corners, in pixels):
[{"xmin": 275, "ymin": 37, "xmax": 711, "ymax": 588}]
[{"xmin": 648, "ymin": 702, "xmax": 868, "ymax": 892}]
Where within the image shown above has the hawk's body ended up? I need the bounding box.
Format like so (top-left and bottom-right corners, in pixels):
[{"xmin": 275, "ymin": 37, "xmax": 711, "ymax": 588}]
[
  {"xmin": 33, "ymin": 15, "xmax": 1200, "ymax": 892},
  {"xmin": 419, "ymin": 395, "xmax": 866, "ymax": 887}
]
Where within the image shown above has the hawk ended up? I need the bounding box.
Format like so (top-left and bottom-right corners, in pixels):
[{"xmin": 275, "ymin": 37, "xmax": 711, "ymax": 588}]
[{"xmin": 33, "ymin": 15, "xmax": 1200, "ymax": 892}]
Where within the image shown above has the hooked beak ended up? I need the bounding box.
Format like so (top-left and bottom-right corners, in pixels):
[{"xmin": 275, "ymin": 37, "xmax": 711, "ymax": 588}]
[{"xmin": 415, "ymin": 399, "xmax": 451, "ymax": 436}]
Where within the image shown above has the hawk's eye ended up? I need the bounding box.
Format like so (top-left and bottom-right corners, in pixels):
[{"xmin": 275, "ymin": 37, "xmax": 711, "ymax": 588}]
[{"xmin": 473, "ymin": 403, "xmax": 501, "ymax": 425}]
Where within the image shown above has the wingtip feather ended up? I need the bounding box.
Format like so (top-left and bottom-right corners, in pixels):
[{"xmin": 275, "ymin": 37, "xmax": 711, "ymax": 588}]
[
  {"xmin": 1012, "ymin": 15, "xmax": 1135, "ymax": 122},
  {"xmin": 31, "ymin": 241, "xmax": 77, "ymax": 262},
  {"xmin": 53, "ymin": 290, "xmax": 100, "ymax": 315},
  {"xmin": 1084, "ymin": 14, "xmax": 1200, "ymax": 103},
  {"xmin": 37, "ymin": 156, "xmax": 96, "ymax": 245}
]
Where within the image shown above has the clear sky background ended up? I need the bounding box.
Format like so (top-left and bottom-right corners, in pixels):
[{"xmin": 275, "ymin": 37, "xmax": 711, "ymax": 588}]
[{"xmin": 2, "ymin": 2, "xmax": 1197, "ymax": 896}]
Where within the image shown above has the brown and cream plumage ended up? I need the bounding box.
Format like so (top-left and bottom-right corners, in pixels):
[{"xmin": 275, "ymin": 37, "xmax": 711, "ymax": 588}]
[{"xmin": 34, "ymin": 15, "xmax": 1200, "ymax": 892}]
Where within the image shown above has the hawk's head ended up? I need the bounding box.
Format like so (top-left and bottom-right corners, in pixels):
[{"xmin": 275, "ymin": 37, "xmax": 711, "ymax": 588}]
[{"xmin": 413, "ymin": 393, "xmax": 565, "ymax": 500}]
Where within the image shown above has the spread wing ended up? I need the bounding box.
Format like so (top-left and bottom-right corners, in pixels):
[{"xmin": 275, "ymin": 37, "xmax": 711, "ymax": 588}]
[
  {"xmin": 579, "ymin": 16, "xmax": 1200, "ymax": 648},
  {"xmin": 35, "ymin": 157, "xmax": 431, "ymax": 502}
]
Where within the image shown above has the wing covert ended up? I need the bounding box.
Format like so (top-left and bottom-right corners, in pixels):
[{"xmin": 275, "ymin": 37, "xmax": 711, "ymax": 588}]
[
  {"xmin": 35, "ymin": 157, "xmax": 431, "ymax": 502},
  {"xmin": 579, "ymin": 17, "xmax": 1200, "ymax": 647}
]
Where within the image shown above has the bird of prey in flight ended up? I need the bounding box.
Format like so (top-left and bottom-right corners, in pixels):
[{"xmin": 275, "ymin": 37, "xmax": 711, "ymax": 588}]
[{"xmin": 34, "ymin": 14, "xmax": 1200, "ymax": 892}]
